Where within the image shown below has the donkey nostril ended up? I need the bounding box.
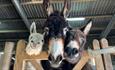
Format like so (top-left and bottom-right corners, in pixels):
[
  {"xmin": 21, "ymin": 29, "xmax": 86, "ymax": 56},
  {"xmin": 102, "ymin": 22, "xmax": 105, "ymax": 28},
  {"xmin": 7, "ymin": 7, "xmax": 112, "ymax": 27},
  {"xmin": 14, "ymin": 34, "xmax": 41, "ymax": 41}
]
[
  {"xmin": 57, "ymin": 55, "xmax": 62, "ymax": 61},
  {"xmin": 55, "ymin": 55, "xmax": 62, "ymax": 63},
  {"xmin": 48, "ymin": 54, "xmax": 54, "ymax": 61}
]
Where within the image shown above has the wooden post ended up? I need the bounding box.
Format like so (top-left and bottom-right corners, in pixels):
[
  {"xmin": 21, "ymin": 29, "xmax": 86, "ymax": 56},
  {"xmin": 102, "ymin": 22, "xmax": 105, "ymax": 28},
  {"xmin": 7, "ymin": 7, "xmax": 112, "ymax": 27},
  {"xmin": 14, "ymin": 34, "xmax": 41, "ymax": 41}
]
[
  {"xmin": 24, "ymin": 61, "xmax": 35, "ymax": 70},
  {"xmin": 93, "ymin": 39, "xmax": 104, "ymax": 70},
  {"xmin": 29, "ymin": 60, "xmax": 43, "ymax": 70},
  {"xmin": 0, "ymin": 52, "xmax": 4, "ymax": 69},
  {"xmin": 14, "ymin": 40, "xmax": 48, "ymax": 70},
  {"xmin": 1, "ymin": 42, "xmax": 15, "ymax": 70},
  {"xmin": 14, "ymin": 40, "xmax": 26, "ymax": 70},
  {"xmin": 100, "ymin": 38, "xmax": 113, "ymax": 70}
]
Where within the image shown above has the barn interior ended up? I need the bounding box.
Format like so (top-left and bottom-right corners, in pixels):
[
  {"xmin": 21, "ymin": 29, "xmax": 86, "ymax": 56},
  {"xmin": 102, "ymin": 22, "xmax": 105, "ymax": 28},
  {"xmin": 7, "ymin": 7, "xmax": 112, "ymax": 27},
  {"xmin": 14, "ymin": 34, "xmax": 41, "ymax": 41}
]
[{"xmin": 0, "ymin": 0, "xmax": 115, "ymax": 70}]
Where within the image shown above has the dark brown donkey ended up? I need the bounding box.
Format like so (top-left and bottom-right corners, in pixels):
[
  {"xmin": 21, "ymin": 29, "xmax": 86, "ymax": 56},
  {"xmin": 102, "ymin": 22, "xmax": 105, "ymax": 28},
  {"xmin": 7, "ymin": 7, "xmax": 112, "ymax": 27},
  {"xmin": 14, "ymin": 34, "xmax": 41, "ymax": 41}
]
[
  {"xmin": 64, "ymin": 20, "xmax": 93, "ymax": 70},
  {"xmin": 42, "ymin": 0, "xmax": 71, "ymax": 68}
]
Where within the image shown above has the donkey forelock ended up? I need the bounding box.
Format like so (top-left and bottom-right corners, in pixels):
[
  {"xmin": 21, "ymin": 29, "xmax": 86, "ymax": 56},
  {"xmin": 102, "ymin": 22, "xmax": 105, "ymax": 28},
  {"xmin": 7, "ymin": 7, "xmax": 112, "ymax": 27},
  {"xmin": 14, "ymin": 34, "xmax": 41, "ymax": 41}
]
[{"xmin": 44, "ymin": 11, "xmax": 69, "ymax": 39}]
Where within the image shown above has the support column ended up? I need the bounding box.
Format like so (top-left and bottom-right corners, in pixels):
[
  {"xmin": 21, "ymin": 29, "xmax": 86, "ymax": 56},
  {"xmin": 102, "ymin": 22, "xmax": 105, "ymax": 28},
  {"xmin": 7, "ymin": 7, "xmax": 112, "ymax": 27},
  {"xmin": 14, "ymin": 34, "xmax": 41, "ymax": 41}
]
[{"xmin": 1, "ymin": 42, "xmax": 15, "ymax": 70}]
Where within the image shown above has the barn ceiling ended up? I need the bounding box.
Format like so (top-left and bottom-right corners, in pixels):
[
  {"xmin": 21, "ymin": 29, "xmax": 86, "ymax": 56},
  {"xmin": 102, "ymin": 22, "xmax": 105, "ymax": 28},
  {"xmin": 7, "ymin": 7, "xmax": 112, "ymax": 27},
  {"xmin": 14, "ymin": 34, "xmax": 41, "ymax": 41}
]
[{"xmin": 0, "ymin": 0, "xmax": 115, "ymax": 49}]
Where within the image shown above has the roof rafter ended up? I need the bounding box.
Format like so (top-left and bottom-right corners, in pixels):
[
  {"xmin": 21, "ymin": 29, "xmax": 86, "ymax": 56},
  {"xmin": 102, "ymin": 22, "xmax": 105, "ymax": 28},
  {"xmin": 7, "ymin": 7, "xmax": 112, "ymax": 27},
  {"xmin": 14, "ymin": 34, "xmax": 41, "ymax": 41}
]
[
  {"xmin": 11, "ymin": 0, "xmax": 31, "ymax": 30},
  {"xmin": 100, "ymin": 14, "xmax": 115, "ymax": 38}
]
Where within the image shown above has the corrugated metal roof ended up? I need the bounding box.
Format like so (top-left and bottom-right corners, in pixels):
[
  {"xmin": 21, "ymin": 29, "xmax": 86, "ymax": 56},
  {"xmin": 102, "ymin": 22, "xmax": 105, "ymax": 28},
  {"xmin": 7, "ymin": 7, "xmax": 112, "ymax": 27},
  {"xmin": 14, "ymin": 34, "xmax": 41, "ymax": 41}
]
[
  {"xmin": 0, "ymin": 5, "xmax": 20, "ymax": 19},
  {"xmin": 69, "ymin": 0, "xmax": 115, "ymax": 17},
  {"xmin": 22, "ymin": 4, "xmax": 46, "ymax": 18},
  {"xmin": 0, "ymin": 0, "xmax": 114, "ymax": 27},
  {"xmin": 0, "ymin": 0, "xmax": 114, "ymax": 42},
  {"xmin": 19, "ymin": 0, "xmax": 115, "ymax": 30},
  {"xmin": 19, "ymin": 0, "xmax": 115, "ymax": 18}
]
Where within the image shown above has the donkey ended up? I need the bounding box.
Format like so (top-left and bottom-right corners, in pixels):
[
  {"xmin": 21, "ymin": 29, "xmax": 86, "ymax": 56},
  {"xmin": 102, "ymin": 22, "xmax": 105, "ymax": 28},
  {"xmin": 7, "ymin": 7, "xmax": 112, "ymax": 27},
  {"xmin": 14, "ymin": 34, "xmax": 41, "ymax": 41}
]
[
  {"xmin": 63, "ymin": 21, "xmax": 92, "ymax": 70},
  {"xmin": 43, "ymin": 0, "xmax": 71, "ymax": 68},
  {"xmin": 26, "ymin": 22, "xmax": 44, "ymax": 55}
]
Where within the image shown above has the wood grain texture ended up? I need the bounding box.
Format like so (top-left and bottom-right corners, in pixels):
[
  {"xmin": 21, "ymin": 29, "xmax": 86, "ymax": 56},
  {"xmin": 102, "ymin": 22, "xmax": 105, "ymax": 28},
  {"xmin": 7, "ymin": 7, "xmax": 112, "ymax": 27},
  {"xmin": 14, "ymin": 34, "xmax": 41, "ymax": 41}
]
[
  {"xmin": 1, "ymin": 42, "xmax": 15, "ymax": 70},
  {"xmin": 100, "ymin": 38, "xmax": 113, "ymax": 70},
  {"xmin": 93, "ymin": 39, "xmax": 104, "ymax": 70},
  {"xmin": 29, "ymin": 60, "xmax": 43, "ymax": 70}
]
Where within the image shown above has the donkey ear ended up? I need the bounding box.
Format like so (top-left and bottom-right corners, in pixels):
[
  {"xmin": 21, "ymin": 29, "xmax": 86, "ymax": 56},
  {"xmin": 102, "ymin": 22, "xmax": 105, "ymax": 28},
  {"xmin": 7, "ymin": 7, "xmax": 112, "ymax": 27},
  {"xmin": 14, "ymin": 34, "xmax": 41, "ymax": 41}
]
[
  {"xmin": 43, "ymin": 0, "xmax": 53, "ymax": 16},
  {"xmin": 30, "ymin": 22, "xmax": 37, "ymax": 34},
  {"xmin": 61, "ymin": 0, "xmax": 71, "ymax": 18},
  {"xmin": 83, "ymin": 21, "xmax": 92, "ymax": 35}
]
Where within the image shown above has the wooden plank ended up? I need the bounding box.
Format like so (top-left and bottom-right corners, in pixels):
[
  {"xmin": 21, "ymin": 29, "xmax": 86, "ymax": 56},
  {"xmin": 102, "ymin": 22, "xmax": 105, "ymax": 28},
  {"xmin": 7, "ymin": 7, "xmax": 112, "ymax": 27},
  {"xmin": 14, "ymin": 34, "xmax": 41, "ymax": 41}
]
[
  {"xmin": 29, "ymin": 60, "xmax": 43, "ymax": 70},
  {"xmin": 14, "ymin": 40, "xmax": 26, "ymax": 70},
  {"xmin": 93, "ymin": 39, "xmax": 104, "ymax": 70},
  {"xmin": 73, "ymin": 51, "xmax": 90, "ymax": 70},
  {"xmin": 0, "ymin": 53, "xmax": 4, "ymax": 69},
  {"xmin": 100, "ymin": 38, "xmax": 113, "ymax": 70},
  {"xmin": 1, "ymin": 42, "xmax": 15, "ymax": 70},
  {"xmin": 23, "ymin": 51, "xmax": 48, "ymax": 60}
]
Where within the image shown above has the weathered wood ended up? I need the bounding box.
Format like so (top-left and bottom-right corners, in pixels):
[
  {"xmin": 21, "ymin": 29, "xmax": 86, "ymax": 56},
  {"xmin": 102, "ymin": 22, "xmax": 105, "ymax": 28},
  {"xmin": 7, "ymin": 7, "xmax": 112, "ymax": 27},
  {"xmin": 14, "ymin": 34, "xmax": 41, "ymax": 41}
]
[
  {"xmin": 0, "ymin": 52, "xmax": 4, "ymax": 69},
  {"xmin": 14, "ymin": 40, "xmax": 48, "ymax": 70},
  {"xmin": 100, "ymin": 38, "xmax": 113, "ymax": 70},
  {"xmin": 24, "ymin": 61, "xmax": 36, "ymax": 70},
  {"xmin": 73, "ymin": 51, "xmax": 90, "ymax": 70},
  {"xmin": 23, "ymin": 51, "xmax": 48, "ymax": 60},
  {"xmin": 29, "ymin": 60, "xmax": 43, "ymax": 70},
  {"xmin": 1, "ymin": 42, "xmax": 15, "ymax": 70},
  {"xmin": 14, "ymin": 40, "xmax": 26, "ymax": 70},
  {"xmin": 93, "ymin": 39, "xmax": 104, "ymax": 70}
]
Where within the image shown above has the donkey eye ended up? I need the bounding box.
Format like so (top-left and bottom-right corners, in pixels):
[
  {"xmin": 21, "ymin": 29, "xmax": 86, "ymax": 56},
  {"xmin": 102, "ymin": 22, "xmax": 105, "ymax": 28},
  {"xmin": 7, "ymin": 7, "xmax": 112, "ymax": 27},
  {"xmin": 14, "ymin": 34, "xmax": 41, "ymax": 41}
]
[
  {"xmin": 63, "ymin": 27, "xmax": 68, "ymax": 35},
  {"xmin": 64, "ymin": 28, "xmax": 68, "ymax": 32},
  {"xmin": 79, "ymin": 37, "xmax": 85, "ymax": 46},
  {"xmin": 44, "ymin": 27, "xmax": 49, "ymax": 32}
]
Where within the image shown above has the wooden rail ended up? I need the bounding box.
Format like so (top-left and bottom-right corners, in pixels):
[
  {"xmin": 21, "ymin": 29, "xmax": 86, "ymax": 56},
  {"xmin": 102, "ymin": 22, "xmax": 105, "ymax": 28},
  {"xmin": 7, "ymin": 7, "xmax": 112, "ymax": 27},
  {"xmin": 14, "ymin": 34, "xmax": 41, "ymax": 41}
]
[
  {"xmin": 73, "ymin": 38, "xmax": 113, "ymax": 70},
  {"xmin": 14, "ymin": 38, "xmax": 114, "ymax": 70}
]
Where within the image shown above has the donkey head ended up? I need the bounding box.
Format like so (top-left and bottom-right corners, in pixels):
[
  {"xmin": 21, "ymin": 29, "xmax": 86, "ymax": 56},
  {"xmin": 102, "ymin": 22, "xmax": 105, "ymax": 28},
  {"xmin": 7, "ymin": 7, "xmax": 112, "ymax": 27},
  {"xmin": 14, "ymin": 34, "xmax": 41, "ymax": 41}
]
[
  {"xmin": 64, "ymin": 21, "xmax": 92, "ymax": 64},
  {"xmin": 26, "ymin": 22, "xmax": 44, "ymax": 55},
  {"xmin": 43, "ymin": 0, "xmax": 71, "ymax": 68}
]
